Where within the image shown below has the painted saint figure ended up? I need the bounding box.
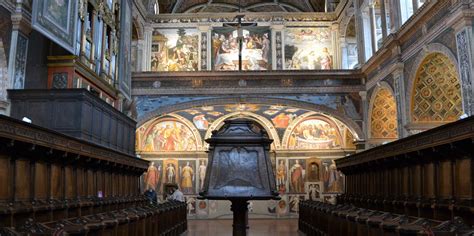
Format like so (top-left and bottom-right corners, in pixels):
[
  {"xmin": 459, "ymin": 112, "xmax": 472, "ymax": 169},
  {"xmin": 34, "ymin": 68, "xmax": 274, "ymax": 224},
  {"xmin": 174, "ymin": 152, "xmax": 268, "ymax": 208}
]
[
  {"xmin": 276, "ymin": 160, "xmax": 287, "ymax": 193},
  {"xmin": 167, "ymin": 164, "xmax": 176, "ymax": 183},
  {"xmin": 144, "ymin": 162, "xmax": 160, "ymax": 191},
  {"xmin": 181, "ymin": 162, "xmax": 194, "ymax": 193},
  {"xmin": 199, "ymin": 160, "xmax": 207, "ymax": 190},
  {"xmin": 290, "ymin": 160, "xmax": 305, "ymax": 193}
]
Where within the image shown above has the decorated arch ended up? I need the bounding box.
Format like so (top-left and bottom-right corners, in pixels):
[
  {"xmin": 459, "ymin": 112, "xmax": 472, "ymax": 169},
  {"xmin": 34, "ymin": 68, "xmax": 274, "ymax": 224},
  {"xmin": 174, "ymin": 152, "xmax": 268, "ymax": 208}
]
[
  {"xmin": 410, "ymin": 52, "xmax": 463, "ymax": 123},
  {"xmin": 368, "ymin": 84, "xmax": 398, "ymax": 139}
]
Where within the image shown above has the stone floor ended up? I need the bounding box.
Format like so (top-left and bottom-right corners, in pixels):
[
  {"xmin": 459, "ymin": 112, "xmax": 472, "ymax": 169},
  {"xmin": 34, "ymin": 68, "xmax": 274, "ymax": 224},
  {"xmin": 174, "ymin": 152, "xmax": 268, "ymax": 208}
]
[{"xmin": 183, "ymin": 219, "xmax": 301, "ymax": 236}]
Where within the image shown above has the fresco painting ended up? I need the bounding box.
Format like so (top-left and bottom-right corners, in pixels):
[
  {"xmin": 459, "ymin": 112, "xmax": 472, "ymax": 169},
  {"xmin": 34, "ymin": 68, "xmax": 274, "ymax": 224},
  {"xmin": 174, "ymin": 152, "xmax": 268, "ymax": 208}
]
[
  {"xmin": 284, "ymin": 28, "xmax": 333, "ymax": 70},
  {"xmin": 151, "ymin": 28, "xmax": 199, "ymax": 71},
  {"xmin": 212, "ymin": 27, "xmax": 271, "ymax": 71},
  {"xmin": 142, "ymin": 119, "xmax": 197, "ymax": 152},
  {"xmin": 288, "ymin": 118, "xmax": 341, "ymax": 149}
]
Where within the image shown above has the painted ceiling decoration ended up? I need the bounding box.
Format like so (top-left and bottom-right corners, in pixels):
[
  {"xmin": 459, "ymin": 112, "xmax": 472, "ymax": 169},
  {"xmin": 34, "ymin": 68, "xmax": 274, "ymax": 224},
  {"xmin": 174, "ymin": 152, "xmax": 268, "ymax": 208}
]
[
  {"xmin": 136, "ymin": 103, "xmax": 357, "ymax": 153},
  {"xmin": 145, "ymin": 0, "xmax": 341, "ymax": 14}
]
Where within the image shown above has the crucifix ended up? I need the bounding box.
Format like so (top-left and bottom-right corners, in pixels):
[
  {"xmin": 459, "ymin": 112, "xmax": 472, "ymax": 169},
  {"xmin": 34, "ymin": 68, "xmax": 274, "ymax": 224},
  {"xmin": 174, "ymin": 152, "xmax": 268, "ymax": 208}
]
[{"xmin": 222, "ymin": 2, "xmax": 257, "ymax": 70}]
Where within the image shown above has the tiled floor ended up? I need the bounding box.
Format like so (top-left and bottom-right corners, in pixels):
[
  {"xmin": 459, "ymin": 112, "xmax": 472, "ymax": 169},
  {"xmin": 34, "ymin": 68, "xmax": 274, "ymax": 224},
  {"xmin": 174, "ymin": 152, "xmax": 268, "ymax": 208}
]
[{"xmin": 183, "ymin": 219, "xmax": 302, "ymax": 236}]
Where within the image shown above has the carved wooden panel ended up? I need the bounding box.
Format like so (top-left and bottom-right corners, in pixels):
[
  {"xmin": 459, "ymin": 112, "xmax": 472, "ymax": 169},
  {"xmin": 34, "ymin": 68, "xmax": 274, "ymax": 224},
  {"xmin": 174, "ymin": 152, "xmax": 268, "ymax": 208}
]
[
  {"xmin": 15, "ymin": 160, "xmax": 30, "ymax": 201},
  {"xmin": 0, "ymin": 155, "xmax": 10, "ymax": 201},
  {"xmin": 423, "ymin": 163, "xmax": 435, "ymax": 198},
  {"xmin": 455, "ymin": 158, "xmax": 472, "ymax": 199},
  {"xmin": 34, "ymin": 162, "xmax": 48, "ymax": 200},
  {"xmin": 438, "ymin": 160, "xmax": 452, "ymax": 199}
]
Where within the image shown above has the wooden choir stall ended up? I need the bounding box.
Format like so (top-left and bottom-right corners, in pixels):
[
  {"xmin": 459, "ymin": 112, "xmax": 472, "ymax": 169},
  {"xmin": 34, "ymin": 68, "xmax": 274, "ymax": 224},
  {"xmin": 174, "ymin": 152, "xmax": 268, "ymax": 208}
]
[
  {"xmin": 0, "ymin": 115, "xmax": 187, "ymax": 235},
  {"xmin": 299, "ymin": 116, "xmax": 474, "ymax": 235}
]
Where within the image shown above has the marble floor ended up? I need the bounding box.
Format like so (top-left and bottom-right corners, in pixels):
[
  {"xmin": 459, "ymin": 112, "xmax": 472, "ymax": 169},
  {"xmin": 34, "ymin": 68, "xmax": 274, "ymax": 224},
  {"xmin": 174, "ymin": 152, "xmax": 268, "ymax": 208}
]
[{"xmin": 183, "ymin": 219, "xmax": 301, "ymax": 236}]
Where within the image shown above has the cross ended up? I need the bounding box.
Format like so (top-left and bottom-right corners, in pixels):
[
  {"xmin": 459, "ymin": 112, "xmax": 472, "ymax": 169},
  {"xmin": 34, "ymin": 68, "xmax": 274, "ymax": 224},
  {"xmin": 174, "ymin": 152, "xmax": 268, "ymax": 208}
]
[{"xmin": 223, "ymin": 15, "xmax": 257, "ymax": 71}]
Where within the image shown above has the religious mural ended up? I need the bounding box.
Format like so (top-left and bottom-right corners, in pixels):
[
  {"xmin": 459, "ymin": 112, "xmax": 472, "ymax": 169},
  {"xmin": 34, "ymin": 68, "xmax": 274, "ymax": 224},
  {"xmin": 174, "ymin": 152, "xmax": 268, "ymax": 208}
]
[
  {"xmin": 212, "ymin": 27, "xmax": 271, "ymax": 70},
  {"xmin": 288, "ymin": 117, "xmax": 341, "ymax": 150},
  {"xmin": 151, "ymin": 28, "xmax": 199, "ymax": 71},
  {"xmin": 288, "ymin": 159, "xmax": 306, "ymax": 193},
  {"xmin": 284, "ymin": 27, "xmax": 333, "ymax": 70},
  {"xmin": 179, "ymin": 160, "xmax": 195, "ymax": 194},
  {"xmin": 139, "ymin": 119, "xmax": 197, "ymax": 152},
  {"xmin": 137, "ymin": 104, "xmax": 353, "ymax": 218}
]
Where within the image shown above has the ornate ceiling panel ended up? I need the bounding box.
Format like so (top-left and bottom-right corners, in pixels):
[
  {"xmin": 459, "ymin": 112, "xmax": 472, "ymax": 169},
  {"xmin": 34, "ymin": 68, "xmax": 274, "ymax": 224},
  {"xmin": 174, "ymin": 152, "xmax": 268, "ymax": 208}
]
[{"xmin": 148, "ymin": 0, "xmax": 339, "ymax": 13}]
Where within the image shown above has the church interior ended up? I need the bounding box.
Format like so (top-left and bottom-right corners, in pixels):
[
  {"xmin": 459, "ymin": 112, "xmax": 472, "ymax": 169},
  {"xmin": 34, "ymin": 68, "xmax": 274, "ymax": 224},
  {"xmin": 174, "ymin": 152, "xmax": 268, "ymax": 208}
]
[{"xmin": 0, "ymin": 0, "xmax": 473, "ymax": 235}]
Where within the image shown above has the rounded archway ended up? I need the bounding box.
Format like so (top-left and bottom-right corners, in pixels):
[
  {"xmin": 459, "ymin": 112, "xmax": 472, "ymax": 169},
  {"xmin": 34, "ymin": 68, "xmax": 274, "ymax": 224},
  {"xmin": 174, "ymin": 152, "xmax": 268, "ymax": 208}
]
[{"xmin": 410, "ymin": 52, "xmax": 463, "ymax": 123}]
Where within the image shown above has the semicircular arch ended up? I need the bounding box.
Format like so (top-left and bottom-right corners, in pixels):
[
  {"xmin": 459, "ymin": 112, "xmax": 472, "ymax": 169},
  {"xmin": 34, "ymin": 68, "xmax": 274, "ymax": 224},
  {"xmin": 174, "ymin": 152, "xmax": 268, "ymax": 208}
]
[{"xmin": 137, "ymin": 97, "xmax": 364, "ymax": 140}]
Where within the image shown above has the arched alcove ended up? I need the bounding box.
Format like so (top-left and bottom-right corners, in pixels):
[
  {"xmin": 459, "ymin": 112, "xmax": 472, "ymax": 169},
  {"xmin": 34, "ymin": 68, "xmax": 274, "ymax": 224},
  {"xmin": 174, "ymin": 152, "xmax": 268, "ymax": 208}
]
[
  {"xmin": 411, "ymin": 52, "xmax": 463, "ymax": 123},
  {"xmin": 368, "ymin": 85, "xmax": 398, "ymax": 139}
]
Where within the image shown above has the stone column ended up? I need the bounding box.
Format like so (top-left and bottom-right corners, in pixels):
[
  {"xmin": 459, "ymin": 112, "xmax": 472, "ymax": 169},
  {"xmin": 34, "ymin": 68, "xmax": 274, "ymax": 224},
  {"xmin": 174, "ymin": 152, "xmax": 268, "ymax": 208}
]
[
  {"xmin": 454, "ymin": 20, "xmax": 474, "ymax": 116},
  {"xmin": 369, "ymin": 4, "xmax": 377, "ymax": 54},
  {"xmin": 271, "ymin": 24, "xmax": 284, "ymax": 70},
  {"xmin": 142, "ymin": 25, "xmax": 153, "ymax": 71},
  {"xmin": 389, "ymin": 0, "xmax": 402, "ymax": 33},
  {"xmin": 7, "ymin": 4, "xmax": 31, "ymax": 91},
  {"xmin": 331, "ymin": 23, "xmax": 340, "ymax": 69},
  {"xmin": 354, "ymin": 0, "xmax": 367, "ymax": 63},
  {"xmin": 340, "ymin": 38, "xmax": 348, "ymax": 69},
  {"xmin": 198, "ymin": 25, "xmax": 211, "ymax": 71},
  {"xmin": 393, "ymin": 66, "xmax": 408, "ymax": 138},
  {"xmin": 379, "ymin": 0, "xmax": 388, "ymax": 38}
]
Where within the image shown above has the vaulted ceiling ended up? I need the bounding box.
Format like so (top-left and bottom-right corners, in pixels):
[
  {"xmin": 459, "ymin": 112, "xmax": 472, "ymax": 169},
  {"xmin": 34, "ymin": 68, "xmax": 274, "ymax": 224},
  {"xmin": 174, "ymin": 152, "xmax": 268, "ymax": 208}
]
[{"xmin": 145, "ymin": 0, "xmax": 341, "ymax": 14}]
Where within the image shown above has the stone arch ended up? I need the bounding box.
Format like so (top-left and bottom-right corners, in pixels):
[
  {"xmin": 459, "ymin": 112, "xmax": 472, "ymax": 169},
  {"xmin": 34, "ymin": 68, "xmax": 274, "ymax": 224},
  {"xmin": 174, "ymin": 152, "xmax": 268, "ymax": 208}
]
[
  {"xmin": 409, "ymin": 51, "xmax": 463, "ymax": 124},
  {"xmin": 137, "ymin": 96, "xmax": 365, "ymax": 140},
  {"xmin": 407, "ymin": 43, "xmax": 464, "ymax": 122},
  {"xmin": 368, "ymin": 82, "xmax": 398, "ymax": 139},
  {"xmin": 281, "ymin": 112, "xmax": 349, "ymax": 149},
  {"xmin": 136, "ymin": 113, "xmax": 204, "ymax": 152},
  {"xmin": 203, "ymin": 111, "xmax": 281, "ymax": 150}
]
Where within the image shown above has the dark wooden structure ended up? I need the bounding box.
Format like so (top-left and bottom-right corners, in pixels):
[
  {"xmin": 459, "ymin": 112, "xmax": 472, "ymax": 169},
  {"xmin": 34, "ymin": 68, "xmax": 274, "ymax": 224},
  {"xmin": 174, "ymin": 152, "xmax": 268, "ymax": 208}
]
[
  {"xmin": 8, "ymin": 89, "xmax": 136, "ymax": 156},
  {"xmin": 0, "ymin": 115, "xmax": 186, "ymax": 235},
  {"xmin": 299, "ymin": 116, "xmax": 474, "ymax": 235},
  {"xmin": 200, "ymin": 119, "xmax": 279, "ymax": 236}
]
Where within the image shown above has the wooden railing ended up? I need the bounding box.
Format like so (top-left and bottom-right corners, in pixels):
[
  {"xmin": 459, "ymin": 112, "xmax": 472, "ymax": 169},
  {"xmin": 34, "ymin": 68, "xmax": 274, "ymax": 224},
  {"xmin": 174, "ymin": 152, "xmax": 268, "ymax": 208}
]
[
  {"xmin": 335, "ymin": 116, "xmax": 474, "ymax": 226},
  {"xmin": 0, "ymin": 115, "xmax": 187, "ymax": 235},
  {"xmin": 299, "ymin": 201, "xmax": 473, "ymax": 236}
]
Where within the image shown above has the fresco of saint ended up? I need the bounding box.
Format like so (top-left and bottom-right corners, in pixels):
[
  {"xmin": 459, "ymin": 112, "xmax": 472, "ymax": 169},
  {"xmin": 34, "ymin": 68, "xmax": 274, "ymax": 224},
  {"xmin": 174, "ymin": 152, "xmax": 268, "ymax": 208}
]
[
  {"xmin": 180, "ymin": 161, "xmax": 195, "ymax": 194},
  {"xmin": 289, "ymin": 159, "xmax": 305, "ymax": 193}
]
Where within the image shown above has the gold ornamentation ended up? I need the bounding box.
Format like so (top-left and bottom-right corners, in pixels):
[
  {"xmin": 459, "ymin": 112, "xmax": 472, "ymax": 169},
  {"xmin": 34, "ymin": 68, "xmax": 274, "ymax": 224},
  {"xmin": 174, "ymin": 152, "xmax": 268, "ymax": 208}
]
[
  {"xmin": 370, "ymin": 87, "xmax": 398, "ymax": 139},
  {"xmin": 412, "ymin": 53, "xmax": 463, "ymax": 122}
]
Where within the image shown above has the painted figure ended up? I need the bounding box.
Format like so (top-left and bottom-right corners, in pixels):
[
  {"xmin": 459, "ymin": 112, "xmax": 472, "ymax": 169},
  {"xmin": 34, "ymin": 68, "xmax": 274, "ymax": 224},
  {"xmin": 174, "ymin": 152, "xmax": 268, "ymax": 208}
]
[
  {"xmin": 276, "ymin": 160, "xmax": 287, "ymax": 193},
  {"xmin": 167, "ymin": 163, "xmax": 176, "ymax": 183},
  {"xmin": 181, "ymin": 162, "xmax": 194, "ymax": 193},
  {"xmin": 144, "ymin": 162, "xmax": 160, "ymax": 191},
  {"xmin": 290, "ymin": 160, "xmax": 305, "ymax": 193},
  {"xmin": 199, "ymin": 160, "xmax": 207, "ymax": 190}
]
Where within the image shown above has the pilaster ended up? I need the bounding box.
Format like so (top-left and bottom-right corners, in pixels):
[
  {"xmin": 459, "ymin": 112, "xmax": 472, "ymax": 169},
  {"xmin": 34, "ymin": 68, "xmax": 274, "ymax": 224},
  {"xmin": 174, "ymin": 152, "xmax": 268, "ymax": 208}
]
[
  {"xmin": 393, "ymin": 66, "xmax": 408, "ymax": 138},
  {"xmin": 331, "ymin": 23, "xmax": 341, "ymax": 69},
  {"xmin": 354, "ymin": 0, "xmax": 367, "ymax": 63},
  {"xmin": 453, "ymin": 19, "xmax": 474, "ymax": 116},
  {"xmin": 359, "ymin": 90, "xmax": 368, "ymax": 139},
  {"xmin": 142, "ymin": 25, "xmax": 153, "ymax": 71},
  {"xmin": 197, "ymin": 25, "xmax": 211, "ymax": 71},
  {"xmin": 271, "ymin": 24, "xmax": 284, "ymax": 70}
]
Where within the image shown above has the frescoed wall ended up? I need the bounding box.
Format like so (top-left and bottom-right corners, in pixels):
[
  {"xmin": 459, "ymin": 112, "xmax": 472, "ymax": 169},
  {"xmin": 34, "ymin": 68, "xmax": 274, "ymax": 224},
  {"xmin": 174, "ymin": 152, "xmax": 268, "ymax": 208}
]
[
  {"xmin": 150, "ymin": 28, "xmax": 199, "ymax": 71},
  {"xmin": 212, "ymin": 27, "xmax": 271, "ymax": 70},
  {"xmin": 284, "ymin": 27, "xmax": 334, "ymax": 70},
  {"xmin": 138, "ymin": 103, "xmax": 355, "ymax": 219}
]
